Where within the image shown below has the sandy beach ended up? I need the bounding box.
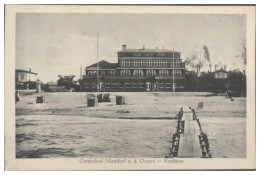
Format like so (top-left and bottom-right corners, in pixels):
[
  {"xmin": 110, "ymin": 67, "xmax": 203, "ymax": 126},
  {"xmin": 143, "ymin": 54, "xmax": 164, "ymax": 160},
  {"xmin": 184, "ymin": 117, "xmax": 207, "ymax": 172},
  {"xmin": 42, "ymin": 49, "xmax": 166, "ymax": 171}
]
[{"xmin": 16, "ymin": 91, "xmax": 246, "ymax": 119}]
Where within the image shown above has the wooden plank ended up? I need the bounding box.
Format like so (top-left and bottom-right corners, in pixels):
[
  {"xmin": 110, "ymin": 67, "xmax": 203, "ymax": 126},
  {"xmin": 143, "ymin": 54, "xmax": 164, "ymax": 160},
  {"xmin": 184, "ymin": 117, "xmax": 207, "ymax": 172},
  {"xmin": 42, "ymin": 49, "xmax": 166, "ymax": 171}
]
[
  {"xmin": 184, "ymin": 121, "xmax": 200, "ymax": 135},
  {"xmin": 177, "ymin": 106, "xmax": 202, "ymax": 158},
  {"xmin": 178, "ymin": 134, "xmax": 202, "ymax": 158},
  {"xmin": 182, "ymin": 112, "xmax": 192, "ymax": 121},
  {"xmin": 192, "ymin": 134, "xmax": 202, "ymax": 157},
  {"xmin": 182, "ymin": 112, "xmax": 193, "ymax": 121},
  {"xmin": 184, "ymin": 120, "xmax": 190, "ymax": 134}
]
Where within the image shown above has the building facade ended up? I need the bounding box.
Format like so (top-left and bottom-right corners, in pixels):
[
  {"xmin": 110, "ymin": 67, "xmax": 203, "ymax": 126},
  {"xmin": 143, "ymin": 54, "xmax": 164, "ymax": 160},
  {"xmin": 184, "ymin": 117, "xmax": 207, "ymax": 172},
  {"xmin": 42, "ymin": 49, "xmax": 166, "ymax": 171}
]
[
  {"xmin": 82, "ymin": 45, "xmax": 186, "ymax": 92},
  {"xmin": 15, "ymin": 69, "xmax": 38, "ymax": 83},
  {"xmin": 199, "ymin": 69, "xmax": 246, "ymax": 92}
]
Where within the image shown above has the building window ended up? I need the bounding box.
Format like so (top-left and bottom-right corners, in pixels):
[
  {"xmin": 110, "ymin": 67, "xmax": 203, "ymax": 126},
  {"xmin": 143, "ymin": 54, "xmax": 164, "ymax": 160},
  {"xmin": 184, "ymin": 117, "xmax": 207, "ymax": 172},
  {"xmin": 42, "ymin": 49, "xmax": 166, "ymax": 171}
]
[
  {"xmin": 144, "ymin": 60, "xmax": 148, "ymax": 67},
  {"xmin": 121, "ymin": 59, "xmax": 131, "ymax": 67},
  {"xmin": 159, "ymin": 60, "xmax": 162, "ymax": 67},
  {"xmin": 159, "ymin": 70, "xmax": 169, "ymax": 76},
  {"xmin": 133, "ymin": 60, "xmax": 137, "ymax": 67},
  {"xmin": 134, "ymin": 60, "xmax": 142, "ymax": 67},
  {"xmin": 21, "ymin": 73, "xmax": 24, "ymax": 80},
  {"xmin": 148, "ymin": 60, "xmax": 151, "ymax": 67},
  {"xmin": 224, "ymin": 73, "xmax": 228, "ymax": 78},
  {"xmin": 170, "ymin": 60, "xmax": 173, "ymax": 67},
  {"xmin": 88, "ymin": 71, "xmax": 97, "ymax": 75},
  {"xmin": 145, "ymin": 53, "xmax": 149, "ymax": 57},
  {"xmin": 151, "ymin": 60, "xmax": 155, "ymax": 67},
  {"xmin": 120, "ymin": 70, "xmax": 131, "ymax": 76},
  {"xmin": 133, "ymin": 70, "xmax": 144, "ymax": 76},
  {"xmin": 155, "ymin": 60, "xmax": 159, "ymax": 66},
  {"xmin": 147, "ymin": 70, "xmax": 157, "ymax": 76},
  {"xmin": 172, "ymin": 70, "xmax": 182, "ymax": 76},
  {"xmin": 215, "ymin": 73, "xmax": 221, "ymax": 78},
  {"xmin": 100, "ymin": 71, "xmax": 105, "ymax": 76},
  {"xmin": 140, "ymin": 60, "xmax": 143, "ymax": 67},
  {"xmin": 137, "ymin": 60, "xmax": 142, "ymax": 67},
  {"xmin": 215, "ymin": 72, "xmax": 227, "ymax": 78},
  {"xmin": 120, "ymin": 60, "xmax": 125, "ymax": 66},
  {"xmin": 125, "ymin": 60, "xmax": 131, "ymax": 67},
  {"xmin": 174, "ymin": 60, "xmax": 181, "ymax": 67},
  {"xmin": 162, "ymin": 60, "xmax": 167, "ymax": 67},
  {"xmin": 108, "ymin": 70, "xmax": 116, "ymax": 76}
]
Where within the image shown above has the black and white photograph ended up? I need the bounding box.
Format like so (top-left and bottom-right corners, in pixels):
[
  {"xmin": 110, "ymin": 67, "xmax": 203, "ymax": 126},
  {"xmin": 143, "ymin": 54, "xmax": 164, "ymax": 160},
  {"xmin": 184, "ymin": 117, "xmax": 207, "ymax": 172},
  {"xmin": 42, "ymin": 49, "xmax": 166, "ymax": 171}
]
[{"xmin": 5, "ymin": 5, "xmax": 255, "ymax": 170}]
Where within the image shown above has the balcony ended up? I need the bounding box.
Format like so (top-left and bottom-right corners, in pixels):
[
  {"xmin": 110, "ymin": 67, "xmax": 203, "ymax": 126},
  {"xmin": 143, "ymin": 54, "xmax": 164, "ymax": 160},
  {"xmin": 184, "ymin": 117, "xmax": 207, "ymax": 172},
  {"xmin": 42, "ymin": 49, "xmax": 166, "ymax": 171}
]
[
  {"xmin": 117, "ymin": 62, "xmax": 185, "ymax": 69},
  {"xmin": 83, "ymin": 75, "xmax": 185, "ymax": 80}
]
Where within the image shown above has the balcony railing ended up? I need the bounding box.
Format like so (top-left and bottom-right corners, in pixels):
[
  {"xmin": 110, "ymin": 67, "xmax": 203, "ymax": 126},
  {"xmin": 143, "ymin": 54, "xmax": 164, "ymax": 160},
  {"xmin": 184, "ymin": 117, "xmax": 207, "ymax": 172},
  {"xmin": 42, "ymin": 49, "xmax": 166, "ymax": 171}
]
[
  {"xmin": 117, "ymin": 62, "xmax": 185, "ymax": 68},
  {"xmin": 83, "ymin": 75, "xmax": 186, "ymax": 80}
]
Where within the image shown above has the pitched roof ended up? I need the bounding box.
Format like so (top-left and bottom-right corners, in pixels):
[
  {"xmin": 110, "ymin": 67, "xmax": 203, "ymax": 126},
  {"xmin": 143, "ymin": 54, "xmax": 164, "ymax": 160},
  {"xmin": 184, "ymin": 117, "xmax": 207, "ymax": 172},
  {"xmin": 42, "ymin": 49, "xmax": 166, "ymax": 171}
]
[
  {"xmin": 86, "ymin": 60, "xmax": 118, "ymax": 69},
  {"xmin": 214, "ymin": 69, "xmax": 228, "ymax": 73},
  {"xmin": 118, "ymin": 48, "xmax": 180, "ymax": 53},
  {"xmin": 15, "ymin": 69, "xmax": 38, "ymax": 75}
]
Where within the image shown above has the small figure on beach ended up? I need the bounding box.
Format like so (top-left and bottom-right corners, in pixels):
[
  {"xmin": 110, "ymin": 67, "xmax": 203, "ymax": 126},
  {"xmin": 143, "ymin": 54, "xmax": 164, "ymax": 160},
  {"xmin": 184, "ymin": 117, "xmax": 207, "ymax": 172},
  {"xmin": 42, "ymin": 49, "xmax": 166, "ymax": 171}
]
[
  {"xmin": 36, "ymin": 79, "xmax": 41, "ymax": 93},
  {"xmin": 15, "ymin": 90, "xmax": 21, "ymax": 102}
]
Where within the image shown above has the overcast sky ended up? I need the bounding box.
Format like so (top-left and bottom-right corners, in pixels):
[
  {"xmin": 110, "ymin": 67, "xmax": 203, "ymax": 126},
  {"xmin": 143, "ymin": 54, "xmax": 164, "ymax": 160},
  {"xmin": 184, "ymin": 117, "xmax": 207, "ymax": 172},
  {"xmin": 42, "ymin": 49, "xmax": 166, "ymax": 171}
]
[{"xmin": 16, "ymin": 13, "xmax": 246, "ymax": 83}]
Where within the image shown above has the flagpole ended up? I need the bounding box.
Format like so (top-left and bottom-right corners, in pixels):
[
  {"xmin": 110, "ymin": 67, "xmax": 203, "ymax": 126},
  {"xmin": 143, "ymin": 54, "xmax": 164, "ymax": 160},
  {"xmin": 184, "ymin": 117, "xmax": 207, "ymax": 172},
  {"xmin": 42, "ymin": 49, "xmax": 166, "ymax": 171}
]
[
  {"xmin": 97, "ymin": 31, "xmax": 99, "ymax": 92},
  {"xmin": 172, "ymin": 32, "xmax": 175, "ymax": 92}
]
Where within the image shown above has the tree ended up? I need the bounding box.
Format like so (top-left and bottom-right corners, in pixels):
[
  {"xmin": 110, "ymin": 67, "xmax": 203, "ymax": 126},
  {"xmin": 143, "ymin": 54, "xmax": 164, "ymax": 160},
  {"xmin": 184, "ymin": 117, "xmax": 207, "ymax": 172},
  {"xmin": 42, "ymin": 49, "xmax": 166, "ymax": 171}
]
[
  {"xmin": 236, "ymin": 38, "xmax": 247, "ymax": 75},
  {"xmin": 185, "ymin": 53, "xmax": 205, "ymax": 74},
  {"xmin": 185, "ymin": 53, "xmax": 205, "ymax": 90},
  {"xmin": 214, "ymin": 64, "xmax": 217, "ymax": 71},
  {"xmin": 202, "ymin": 45, "xmax": 211, "ymax": 71},
  {"xmin": 57, "ymin": 74, "xmax": 76, "ymax": 90},
  {"xmin": 214, "ymin": 62, "xmax": 226, "ymax": 71}
]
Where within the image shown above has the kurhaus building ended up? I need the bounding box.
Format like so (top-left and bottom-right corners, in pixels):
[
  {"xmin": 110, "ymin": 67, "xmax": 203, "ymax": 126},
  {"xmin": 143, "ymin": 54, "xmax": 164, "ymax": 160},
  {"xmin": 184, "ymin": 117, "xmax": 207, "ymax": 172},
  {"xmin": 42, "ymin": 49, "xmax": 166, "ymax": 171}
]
[{"xmin": 82, "ymin": 45, "xmax": 186, "ymax": 92}]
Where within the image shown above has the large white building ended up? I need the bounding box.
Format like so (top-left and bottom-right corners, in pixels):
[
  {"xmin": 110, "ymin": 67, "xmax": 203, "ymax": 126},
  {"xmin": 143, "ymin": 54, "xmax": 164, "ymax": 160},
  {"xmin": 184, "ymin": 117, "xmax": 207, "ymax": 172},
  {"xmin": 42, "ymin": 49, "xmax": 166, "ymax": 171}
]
[{"xmin": 83, "ymin": 45, "xmax": 186, "ymax": 92}]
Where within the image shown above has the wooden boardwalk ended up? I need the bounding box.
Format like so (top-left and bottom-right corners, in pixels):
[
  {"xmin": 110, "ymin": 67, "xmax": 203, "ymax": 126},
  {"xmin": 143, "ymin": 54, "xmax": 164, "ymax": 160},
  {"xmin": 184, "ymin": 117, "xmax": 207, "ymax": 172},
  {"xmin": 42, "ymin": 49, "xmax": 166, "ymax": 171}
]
[{"xmin": 177, "ymin": 109, "xmax": 202, "ymax": 158}]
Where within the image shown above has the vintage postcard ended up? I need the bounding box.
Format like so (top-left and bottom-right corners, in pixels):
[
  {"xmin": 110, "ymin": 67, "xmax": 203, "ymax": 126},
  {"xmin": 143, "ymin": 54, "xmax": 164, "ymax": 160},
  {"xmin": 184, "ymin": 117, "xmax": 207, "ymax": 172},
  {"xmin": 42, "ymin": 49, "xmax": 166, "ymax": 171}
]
[{"xmin": 5, "ymin": 5, "xmax": 255, "ymax": 170}]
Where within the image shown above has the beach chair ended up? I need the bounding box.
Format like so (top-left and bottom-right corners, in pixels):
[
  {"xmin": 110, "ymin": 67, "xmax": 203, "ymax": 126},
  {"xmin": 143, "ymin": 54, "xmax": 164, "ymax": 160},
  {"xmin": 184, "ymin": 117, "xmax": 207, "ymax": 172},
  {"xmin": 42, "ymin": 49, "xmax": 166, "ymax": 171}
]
[{"xmin": 197, "ymin": 102, "xmax": 203, "ymax": 110}]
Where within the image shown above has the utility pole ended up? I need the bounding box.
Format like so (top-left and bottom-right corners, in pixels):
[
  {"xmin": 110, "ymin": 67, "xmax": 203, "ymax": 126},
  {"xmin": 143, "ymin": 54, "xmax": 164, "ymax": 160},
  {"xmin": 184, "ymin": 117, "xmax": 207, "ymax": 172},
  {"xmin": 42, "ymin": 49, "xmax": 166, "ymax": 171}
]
[
  {"xmin": 172, "ymin": 32, "xmax": 175, "ymax": 92},
  {"xmin": 96, "ymin": 31, "xmax": 99, "ymax": 92}
]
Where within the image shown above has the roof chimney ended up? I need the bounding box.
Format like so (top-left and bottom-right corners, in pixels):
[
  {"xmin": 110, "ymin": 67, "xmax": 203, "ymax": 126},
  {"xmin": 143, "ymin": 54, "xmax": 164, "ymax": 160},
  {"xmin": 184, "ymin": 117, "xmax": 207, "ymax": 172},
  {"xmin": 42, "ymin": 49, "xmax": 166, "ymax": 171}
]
[
  {"xmin": 122, "ymin": 45, "xmax": 127, "ymax": 51},
  {"xmin": 143, "ymin": 45, "xmax": 145, "ymax": 50},
  {"xmin": 29, "ymin": 69, "xmax": 31, "ymax": 73},
  {"xmin": 156, "ymin": 47, "xmax": 158, "ymax": 50}
]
